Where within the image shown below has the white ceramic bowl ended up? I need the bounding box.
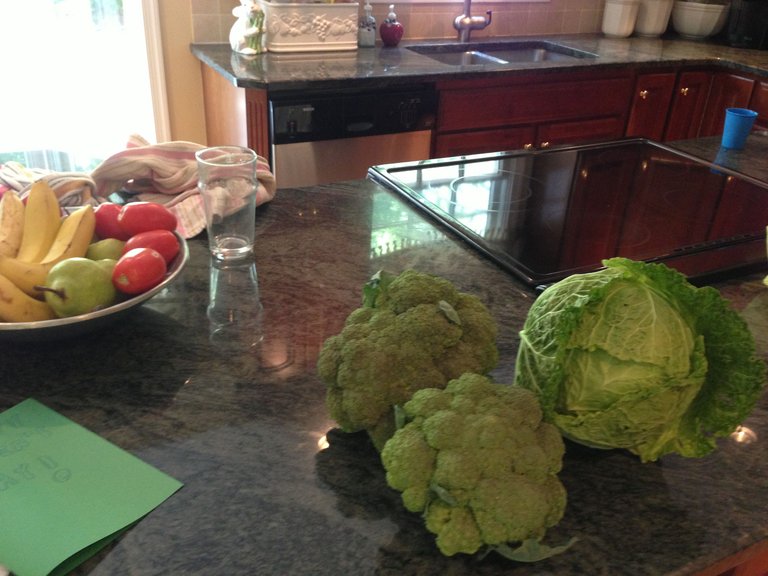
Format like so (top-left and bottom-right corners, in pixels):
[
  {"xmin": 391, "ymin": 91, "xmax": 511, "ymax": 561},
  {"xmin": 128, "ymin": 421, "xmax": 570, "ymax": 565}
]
[
  {"xmin": 635, "ymin": 0, "xmax": 675, "ymax": 37},
  {"xmin": 671, "ymin": 1, "xmax": 730, "ymax": 39}
]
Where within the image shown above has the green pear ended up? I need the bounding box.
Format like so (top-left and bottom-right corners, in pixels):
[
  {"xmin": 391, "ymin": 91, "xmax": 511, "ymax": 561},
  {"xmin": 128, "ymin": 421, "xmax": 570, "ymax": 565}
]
[
  {"xmin": 86, "ymin": 238, "xmax": 126, "ymax": 261},
  {"xmin": 97, "ymin": 258, "xmax": 117, "ymax": 275},
  {"xmin": 38, "ymin": 257, "xmax": 117, "ymax": 318}
]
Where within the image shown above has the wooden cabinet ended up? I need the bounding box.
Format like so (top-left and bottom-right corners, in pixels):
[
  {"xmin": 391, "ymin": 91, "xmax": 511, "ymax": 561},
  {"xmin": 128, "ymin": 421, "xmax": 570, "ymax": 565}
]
[
  {"xmin": 557, "ymin": 147, "xmax": 725, "ymax": 270},
  {"xmin": 626, "ymin": 72, "xmax": 676, "ymax": 140},
  {"xmin": 748, "ymin": 78, "xmax": 768, "ymax": 130},
  {"xmin": 434, "ymin": 125, "xmax": 535, "ymax": 157},
  {"xmin": 664, "ymin": 71, "xmax": 713, "ymax": 141},
  {"xmin": 432, "ymin": 66, "xmax": 762, "ymax": 158},
  {"xmin": 538, "ymin": 115, "xmax": 628, "ymax": 148},
  {"xmin": 557, "ymin": 147, "xmax": 637, "ymax": 269},
  {"xmin": 696, "ymin": 539, "xmax": 768, "ymax": 576},
  {"xmin": 434, "ymin": 70, "xmax": 634, "ymax": 157},
  {"xmin": 617, "ymin": 152, "xmax": 723, "ymax": 260},
  {"xmin": 625, "ymin": 69, "xmax": 760, "ymax": 142},
  {"xmin": 200, "ymin": 63, "xmax": 270, "ymax": 161},
  {"xmin": 698, "ymin": 72, "xmax": 756, "ymax": 137}
]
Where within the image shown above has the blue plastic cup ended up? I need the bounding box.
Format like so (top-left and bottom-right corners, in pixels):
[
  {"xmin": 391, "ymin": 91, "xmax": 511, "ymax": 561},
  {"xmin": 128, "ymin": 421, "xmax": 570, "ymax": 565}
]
[{"xmin": 721, "ymin": 108, "xmax": 758, "ymax": 150}]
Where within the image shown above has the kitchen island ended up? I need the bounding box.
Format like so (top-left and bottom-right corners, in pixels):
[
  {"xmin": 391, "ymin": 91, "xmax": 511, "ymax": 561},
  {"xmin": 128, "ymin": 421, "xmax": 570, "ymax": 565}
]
[{"xmin": 1, "ymin": 155, "xmax": 767, "ymax": 574}]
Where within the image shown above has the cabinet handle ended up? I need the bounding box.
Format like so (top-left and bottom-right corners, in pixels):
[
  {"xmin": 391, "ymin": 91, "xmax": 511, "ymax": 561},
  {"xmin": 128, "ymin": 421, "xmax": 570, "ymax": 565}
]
[
  {"xmin": 639, "ymin": 89, "xmax": 649, "ymax": 100},
  {"xmin": 523, "ymin": 143, "xmax": 534, "ymax": 150},
  {"xmin": 540, "ymin": 141, "xmax": 550, "ymax": 148},
  {"xmin": 680, "ymin": 87, "xmax": 690, "ymax": 96}
]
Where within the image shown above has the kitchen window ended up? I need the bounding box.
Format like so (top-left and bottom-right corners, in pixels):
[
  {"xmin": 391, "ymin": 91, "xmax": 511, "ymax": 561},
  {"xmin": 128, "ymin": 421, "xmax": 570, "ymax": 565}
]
[{"xmin": 0, "ymin": 0, "xmax": 166, "ymax": 172}]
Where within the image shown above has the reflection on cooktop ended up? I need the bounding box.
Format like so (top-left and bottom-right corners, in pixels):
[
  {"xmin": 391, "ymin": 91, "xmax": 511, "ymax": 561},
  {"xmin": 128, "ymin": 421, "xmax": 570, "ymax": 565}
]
[{"xmin": 368, "ymin": 139, "xmax": 768, "ymax": 286}]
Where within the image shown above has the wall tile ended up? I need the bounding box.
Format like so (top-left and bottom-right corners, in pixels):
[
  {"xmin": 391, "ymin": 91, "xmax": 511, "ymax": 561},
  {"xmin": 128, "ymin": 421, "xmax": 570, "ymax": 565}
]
[{"xmin": 191, "ymin": 0, "xmax": 607, "ymax": 43}]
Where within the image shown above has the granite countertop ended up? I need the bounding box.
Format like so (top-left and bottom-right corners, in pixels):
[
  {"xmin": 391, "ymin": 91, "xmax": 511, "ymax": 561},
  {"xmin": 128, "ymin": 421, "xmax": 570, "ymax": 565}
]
[
  {"xmin": 671, "ymin": 131, "xmax": 768, "ymax": 184},
  {"xmin": 1, "ymin": 175, "xmax": 766, "ymax": 575},
  {"xmin": 191, "ymin": 34, "xmax": 768, "ymax": 92}
]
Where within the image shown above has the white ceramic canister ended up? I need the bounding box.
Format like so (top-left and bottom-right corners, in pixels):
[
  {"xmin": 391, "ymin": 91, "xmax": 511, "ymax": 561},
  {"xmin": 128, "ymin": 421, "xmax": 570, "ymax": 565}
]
[
  {"xmin": 602, "ymin": 0, "xmax": 641, "ymax": 38},
  {"xmin": 635, "ymin": 0, "xmax": 674, "ymax": 37}
]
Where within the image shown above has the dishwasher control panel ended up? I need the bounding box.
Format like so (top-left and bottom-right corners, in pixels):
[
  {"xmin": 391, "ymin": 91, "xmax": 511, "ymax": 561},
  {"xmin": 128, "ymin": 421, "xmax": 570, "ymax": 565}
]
[{"xmin": 270, "ymin": 89, "xmax": 437, "ymax": 145}]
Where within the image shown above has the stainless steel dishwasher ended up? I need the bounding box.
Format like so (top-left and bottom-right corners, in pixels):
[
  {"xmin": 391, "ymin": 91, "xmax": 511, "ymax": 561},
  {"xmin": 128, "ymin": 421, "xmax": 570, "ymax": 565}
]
[{"xmin": 269, "ymin": 88, "xmax": 437, "ymax": 188}]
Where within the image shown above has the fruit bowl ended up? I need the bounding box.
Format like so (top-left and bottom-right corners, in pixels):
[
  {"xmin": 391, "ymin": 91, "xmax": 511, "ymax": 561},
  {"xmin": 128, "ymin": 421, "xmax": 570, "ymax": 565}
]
[{"xmin": 0, "ymin": 233, "xmax": 189, "ymax": 342}]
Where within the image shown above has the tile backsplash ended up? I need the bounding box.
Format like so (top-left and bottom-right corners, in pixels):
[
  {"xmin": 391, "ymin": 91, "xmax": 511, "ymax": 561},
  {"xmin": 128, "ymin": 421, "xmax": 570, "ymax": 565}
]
[{"xmin": 191, "ymin": 0, "xmax": 605, "ymax": 43}]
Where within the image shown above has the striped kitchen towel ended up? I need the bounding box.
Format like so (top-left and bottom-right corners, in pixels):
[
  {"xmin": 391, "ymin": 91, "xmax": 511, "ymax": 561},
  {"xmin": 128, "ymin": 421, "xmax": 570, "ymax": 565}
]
[
  {"xmin": 0, "ymin": 136, "xmax": 277, "ymax": 239},
  {"xmin": 0, "ymin": 162, "xmax": 96, "ymax": 207},
  {"xmin": 91, "ymin": 135, "xmax": 277, "ymax": 238}
]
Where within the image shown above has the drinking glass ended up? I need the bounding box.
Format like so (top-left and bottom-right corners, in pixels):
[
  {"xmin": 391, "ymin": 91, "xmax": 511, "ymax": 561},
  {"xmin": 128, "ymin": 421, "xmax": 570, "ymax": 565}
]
[{"xmin": 196, "ymin": 146, "xmax": 258, "ymax": 261}]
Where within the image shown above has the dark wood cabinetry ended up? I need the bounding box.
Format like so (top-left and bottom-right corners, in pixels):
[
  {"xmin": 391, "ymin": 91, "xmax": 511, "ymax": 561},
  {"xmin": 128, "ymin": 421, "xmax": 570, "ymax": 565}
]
[
  {"xmin": 434, "ymin": 125, "xmax": 535, "ymax": 157},
  {"xmin": 698, "ymin": 72, "xmax": 755, "ymax": 136},
  {"xmin": 664, "ymin": 71, "xmax": 713, "ymax": 141},
  {"xmin": 434, "ymin": 70, "xmax": 633, "ymax": 157},
  {"xmin": 748, "ymin": 78, "xmax": 768, "ymax": 130},
  {"xmin": 616, "ymin": 153, "xmax": 723, "ymax": 259},
  {"xmin": 625, "ymin": 68, "xmax": 763, "ymax": 142},
  {"xmin": 556, "ymin": 145, "xmax": 768, "ymax": 275},
  {"xmin": 435, "ymin": 65, "xmax": 767, "ymax": 160},
  {"xmin": 625, "ymin": 72, "xmax": 676, "ymax": 140},
  {"xmin": 201, "ymin": 63, "xmax": 270, "ymax": 160},
  {"xmin": 557, "ymin": 147, "xmax": 638, "ymax": 269}
]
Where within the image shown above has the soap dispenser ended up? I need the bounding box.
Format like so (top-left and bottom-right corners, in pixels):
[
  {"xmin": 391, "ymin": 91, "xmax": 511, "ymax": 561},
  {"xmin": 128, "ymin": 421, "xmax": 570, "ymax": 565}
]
[
  {"xmin": 358, "ymin": 0, "xmax": 376, "ymax": 47},
  {"xmin": 380, "ymin": 4, "xmax": 404, "ymax": 47}
]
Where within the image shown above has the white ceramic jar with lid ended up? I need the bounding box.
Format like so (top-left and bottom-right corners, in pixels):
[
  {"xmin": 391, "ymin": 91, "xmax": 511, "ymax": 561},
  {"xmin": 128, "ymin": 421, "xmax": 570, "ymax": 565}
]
[
  {"xmin": 602, "ymin": 0, "xmax": 641, "ymax": 38},
  {"xmin": 635, "ymin": 0, "xmax": 674, "ymax": 36}
]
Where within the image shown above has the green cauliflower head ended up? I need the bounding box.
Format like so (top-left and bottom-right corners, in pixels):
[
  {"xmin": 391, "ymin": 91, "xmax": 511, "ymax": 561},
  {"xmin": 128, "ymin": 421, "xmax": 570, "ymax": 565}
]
[
  {"xmin": 317, "ymin": 270, "xmax": 499, "ymax": 449},
  {"xmin": 380, "ymin": 373, "xmax": 567, "ymax": 557}
]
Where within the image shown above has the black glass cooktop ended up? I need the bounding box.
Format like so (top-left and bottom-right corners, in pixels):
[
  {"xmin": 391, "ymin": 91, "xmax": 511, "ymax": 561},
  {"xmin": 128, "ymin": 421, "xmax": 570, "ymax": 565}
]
[{"xmin": 368, "ymin": 139, "xmax": 768, "ymax": 287}]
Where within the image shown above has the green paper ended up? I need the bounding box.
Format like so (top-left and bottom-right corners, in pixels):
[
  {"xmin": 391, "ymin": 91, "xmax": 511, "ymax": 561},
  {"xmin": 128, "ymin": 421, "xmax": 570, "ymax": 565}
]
[{"xmin": 0, "ymin": 398, "xmax": 183, "ymax": 576}]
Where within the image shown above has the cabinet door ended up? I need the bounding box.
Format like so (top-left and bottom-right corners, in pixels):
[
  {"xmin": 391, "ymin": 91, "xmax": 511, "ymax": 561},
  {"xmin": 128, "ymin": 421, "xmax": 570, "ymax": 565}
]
[
  {"xmin": 663, "ymin": 71, "xmax": 713, "ymax": 141},
  {"xmin": 434, "ymin": 125, "xmax": 535, "ymax": 158},
  {"xmin": 617, "ymin": 153, "xmax": 722, "ymax": 260},
  {"xmin": 625, "ymin": 73, "xmax": 676, "ymax": 140},
  {"xmin": 698, "ymin": 72, "xmax": 756, "ymax": 137},
  {"xmin": 748, "ymin": 79, "xmax": 768, "ymax": 130},
  {"xmin": 437, "ymin": 74, "xmax": 632, "ymax": 131},
  {"xmin": 557, "ymin": 147, "xmax": 637, "ymax": 269},
  {"xmin": 538, "ymin": 115, "xmax": 627, "ymax": 147},
  {"xmin": 708, "ymin": 176, "xmax": 768, "ymax": 239}
]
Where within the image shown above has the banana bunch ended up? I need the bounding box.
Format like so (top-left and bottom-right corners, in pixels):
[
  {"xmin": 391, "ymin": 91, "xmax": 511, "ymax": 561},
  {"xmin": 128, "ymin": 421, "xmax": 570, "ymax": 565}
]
[
  {"xmin": 0, "ymin": 181, "xmax": 96, "ymax": 323},
  {"xmin": 0, "ymin": 191, "xmax": 25, "ymax": 257}
]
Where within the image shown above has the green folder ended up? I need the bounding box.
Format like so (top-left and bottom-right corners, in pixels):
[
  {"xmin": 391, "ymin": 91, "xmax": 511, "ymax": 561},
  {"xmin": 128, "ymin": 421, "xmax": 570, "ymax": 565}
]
[{"xmin": 0, "ymin": 398, "xmax": 183, "ymax": 576}]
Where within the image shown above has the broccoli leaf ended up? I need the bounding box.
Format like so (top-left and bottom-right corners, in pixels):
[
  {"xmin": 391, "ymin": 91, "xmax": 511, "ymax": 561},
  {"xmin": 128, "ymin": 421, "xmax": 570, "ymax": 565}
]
[
  {"xmin": 394, "ymin": 404, "xmax": 408, "ymax": 430},
  {"xmin": 429, "ymin": 481, "xmax": 458, "ymax": 506},
  {"xmin": 491, "ymin": 537, "xmax": 579, "ymax": 563},
  {"xmin": 438, "ymin": 300, "xmax": 462, "ymax": 325},
  {"xmin": 362, "ymin": 270, "xmax": 396, "ymax": 308}
]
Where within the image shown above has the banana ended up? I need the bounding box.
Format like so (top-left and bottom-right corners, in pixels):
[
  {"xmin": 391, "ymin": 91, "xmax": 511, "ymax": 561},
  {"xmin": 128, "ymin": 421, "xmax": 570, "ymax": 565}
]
[
  {"xmin": 0, "ymin": 254, "xmax": 49, "ymax": 296},
  {"xmin": 0, "ymin": 273, "xmax": 55, "ymax": 322},
  {"xmin": 0, "ymin": 205, "xmax": 95, "ymax": 297},
  {"xmin": 40, "ymin": 204, "xmax": 95, "ymax": 265},
  {"xmin": 16, "ymin": 180, "xmax": 62, "ymax": 263},
  {"xmin": 0, "ymin": 192, "xmax": 25, "ymax": 257}
]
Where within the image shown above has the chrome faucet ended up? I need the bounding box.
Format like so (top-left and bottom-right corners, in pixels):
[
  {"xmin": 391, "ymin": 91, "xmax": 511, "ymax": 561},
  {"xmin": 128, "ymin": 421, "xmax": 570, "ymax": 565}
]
[{"xmin": 453, "ymin": 0, "xmax": 492, "ymax": 43}]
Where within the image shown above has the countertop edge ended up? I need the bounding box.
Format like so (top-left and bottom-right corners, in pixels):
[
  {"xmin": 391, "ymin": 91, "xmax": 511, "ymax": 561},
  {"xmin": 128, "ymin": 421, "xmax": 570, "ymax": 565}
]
[{"xmin": 190, "ymin": 34, "xmax": 768, "ymax": 92}]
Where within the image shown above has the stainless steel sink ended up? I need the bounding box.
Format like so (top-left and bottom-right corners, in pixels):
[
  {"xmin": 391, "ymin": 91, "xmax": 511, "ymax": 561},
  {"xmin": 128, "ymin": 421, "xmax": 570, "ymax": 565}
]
[
  {"xmin": 416, "ymin": 50, "xmax": 509, "ymax": 66},
  {"xmin": 408, "ymin": 40, "xmax": 598, "ymax": 66}
]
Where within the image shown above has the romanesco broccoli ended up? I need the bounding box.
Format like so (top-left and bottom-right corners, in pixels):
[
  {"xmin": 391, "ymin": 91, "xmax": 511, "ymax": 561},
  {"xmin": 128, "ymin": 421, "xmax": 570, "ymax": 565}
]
[
  {"xmin": 317, "ymin": 270, "xmax": 498, "ymax": 449},
  {"xmin": 380, "ymin": 373, "xmax": 569, "ymax": 558}
]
